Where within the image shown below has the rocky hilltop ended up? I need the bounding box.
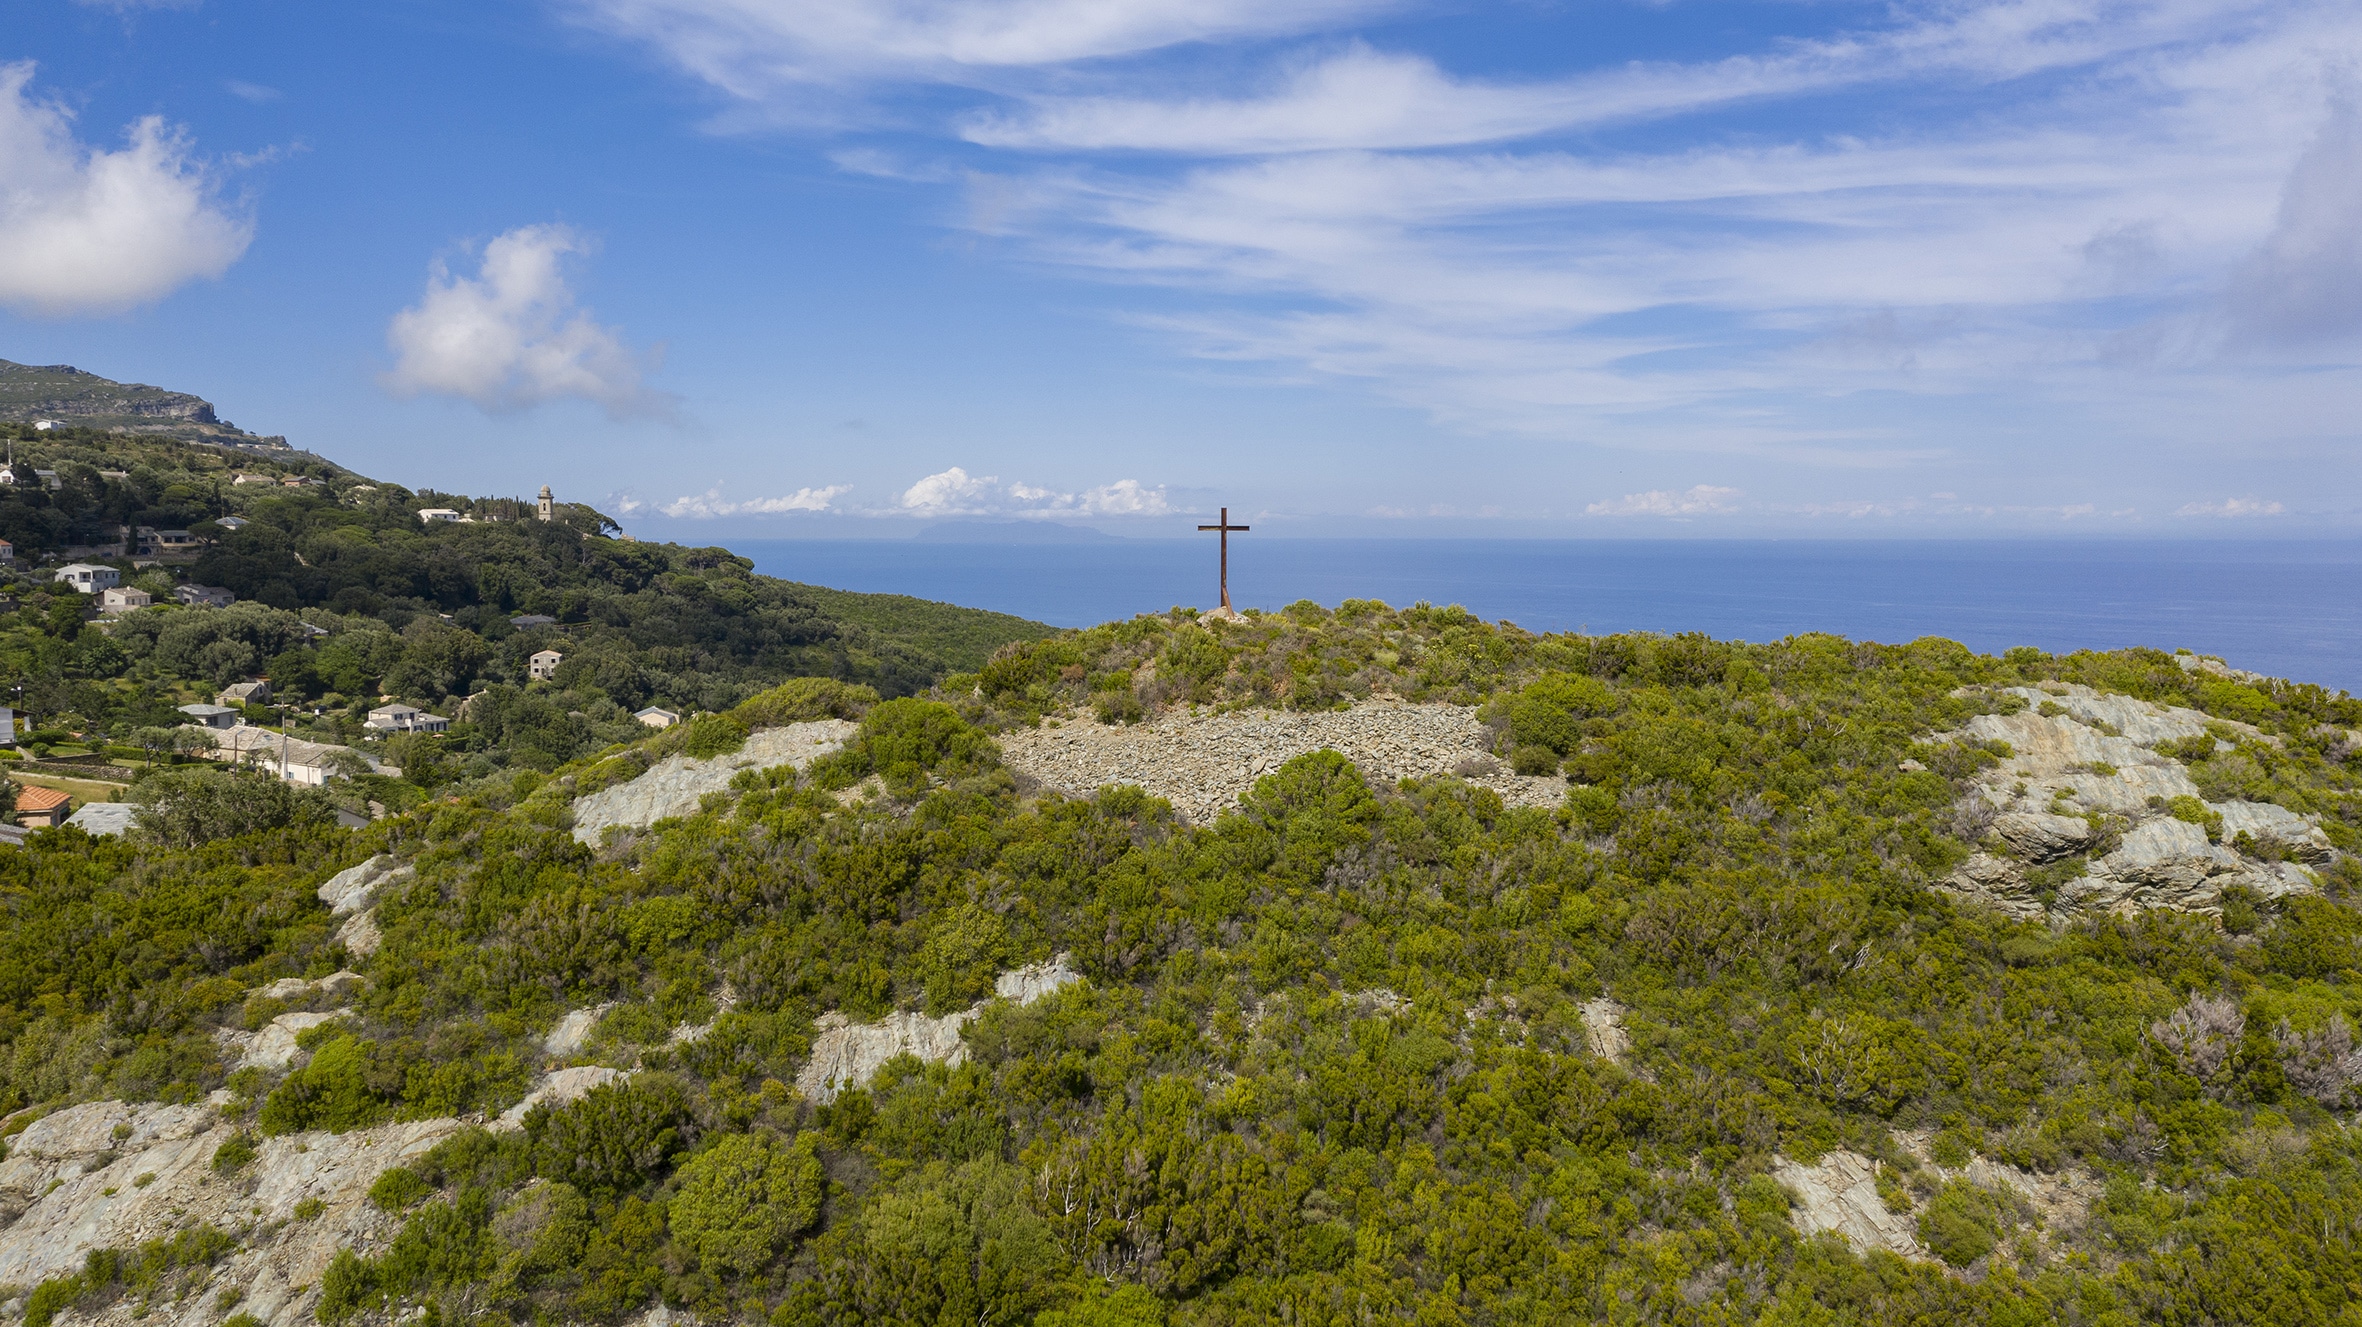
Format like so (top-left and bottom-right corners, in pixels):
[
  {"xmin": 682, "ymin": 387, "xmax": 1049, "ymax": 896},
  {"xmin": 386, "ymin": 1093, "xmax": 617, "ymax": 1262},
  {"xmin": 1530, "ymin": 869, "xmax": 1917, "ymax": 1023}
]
[
  {"xmin": 0, "ymin": 359, "xmax": 288, "ymax": 448},
  {"xmin": 1, "ymin": 608, "xmax": 2358, "ymax": 1327}
]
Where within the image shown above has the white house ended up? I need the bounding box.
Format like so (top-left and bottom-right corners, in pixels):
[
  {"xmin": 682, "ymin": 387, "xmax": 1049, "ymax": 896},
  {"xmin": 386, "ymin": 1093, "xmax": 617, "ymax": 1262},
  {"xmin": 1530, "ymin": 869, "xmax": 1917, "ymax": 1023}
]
[
  {"xmin": 31, "ymin": 420, "xmax": 55, "ymax": 431},
  {"xmin": 216, "ymin": 516, "xmax": 249, "ymax": 531},
  {"xmin": 634, "ymin": 707, "xmax": 681, "ymax": 729},
  {"xmin": 417, "ymin": 508, "xmax": 462, "ymax": 524},
  {"xmin": 53, "ymin": 563, "xmax": 120, "ymax": 593},
  {"xmin": 365, "ymin": 704, "xmax": 450, "ymax": 734},
  {"xmin": 100, "ymin": 587, "xmax": 152, "ymax": 614},
  {"xmin": 528, "ymin": 649, "xmax": 564, "ymax": 680}
]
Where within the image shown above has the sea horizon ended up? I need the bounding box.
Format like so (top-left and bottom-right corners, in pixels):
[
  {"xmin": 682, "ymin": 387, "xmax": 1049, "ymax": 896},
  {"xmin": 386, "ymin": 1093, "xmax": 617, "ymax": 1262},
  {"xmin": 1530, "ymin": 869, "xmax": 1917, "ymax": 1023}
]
[{"xmin": 736, "ymin": 535, "xmax": 2362, "ymax": 695}]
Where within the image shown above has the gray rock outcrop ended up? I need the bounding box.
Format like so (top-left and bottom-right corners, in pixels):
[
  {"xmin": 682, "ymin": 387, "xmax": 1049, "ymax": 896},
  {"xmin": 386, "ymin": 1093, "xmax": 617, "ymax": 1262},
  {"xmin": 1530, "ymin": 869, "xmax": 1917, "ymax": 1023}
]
[
  {"xmin": 571, "ymin": 721, "xmax": 856, "ymax": 846},
  {"xmin": 0, "ymin": 1100, "xmax": 464, "ymax": 1327},
  {"xmin": 795, "ymin": 954, "xmax": 1087, "ymax": 1104},
  {"xmin": 1938, "ymin": 684, "xmax": 2332, "ymax": 917},
  {"xmin": 1773, "ymin": 1150, "xmax": 1921, "ymax": 1257},
  {"xmin": 494, "ymin": 1065, "xmax": 634, "ymax": 1130}
]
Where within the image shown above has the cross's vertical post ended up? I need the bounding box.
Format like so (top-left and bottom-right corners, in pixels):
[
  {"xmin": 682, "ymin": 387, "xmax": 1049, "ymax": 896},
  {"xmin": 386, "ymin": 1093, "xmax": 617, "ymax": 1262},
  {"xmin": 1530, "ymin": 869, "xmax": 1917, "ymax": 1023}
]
[{"xmin": 1196, "ymin": 506, "xmax": 1250, "ymax": 610}]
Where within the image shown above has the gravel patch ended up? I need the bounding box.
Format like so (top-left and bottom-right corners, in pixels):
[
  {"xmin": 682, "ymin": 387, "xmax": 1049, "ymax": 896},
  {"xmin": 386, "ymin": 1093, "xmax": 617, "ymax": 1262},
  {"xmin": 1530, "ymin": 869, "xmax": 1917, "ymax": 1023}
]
[{"xmin": 996, "ymin": 699, "xmax": 1566, "ymax": 823}]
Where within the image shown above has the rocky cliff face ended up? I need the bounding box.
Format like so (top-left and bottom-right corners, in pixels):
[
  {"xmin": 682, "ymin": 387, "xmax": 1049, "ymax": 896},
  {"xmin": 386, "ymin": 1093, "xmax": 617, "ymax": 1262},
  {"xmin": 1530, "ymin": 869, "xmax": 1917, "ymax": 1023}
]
[
  {"xmin": 1939, "ymin": 684, "xmax": 2332, "ymax": 917},
  {"xmin": 0, "ymin": 359, "xmax": 286, "ymax": 446}
]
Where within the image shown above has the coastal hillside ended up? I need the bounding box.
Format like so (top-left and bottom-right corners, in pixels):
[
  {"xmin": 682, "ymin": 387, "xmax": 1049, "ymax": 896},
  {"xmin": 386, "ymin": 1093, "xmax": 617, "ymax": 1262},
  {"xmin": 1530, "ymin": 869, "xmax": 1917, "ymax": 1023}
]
[
  {"xmin": 2, "ymin": 602, "xmax": 2359, "ymax": 1326},
  {"xmin": 0, "ymin": 360, "xmax": 288, "ymax": 449},
  {"xmin": 0, "ymin": 416, "xmax": 1052, "ymax": 819}
]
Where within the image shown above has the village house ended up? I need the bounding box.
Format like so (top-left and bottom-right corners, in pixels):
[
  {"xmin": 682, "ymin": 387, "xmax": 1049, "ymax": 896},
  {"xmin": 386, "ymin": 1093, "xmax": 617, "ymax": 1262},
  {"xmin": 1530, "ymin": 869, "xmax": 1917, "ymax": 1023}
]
[
  {"xmin": 634, "ymin": 706, "xmax": 681, "ymax": 729},
  {"xmin": 215, "ymin": 516, "xmax": 249, "ymax": 531},
  {"xmin": 101, "ymin": 587, "xmax": 152, "ymax": 614},
  {"xmin": 417, "ymin": 508, "xmax": 462, "ymax": 524},
  {"xmin": 232, "ymin": 473, "xmax": 275, "ymax": 485},
  {"xmin": 177, "ymin": 703, "xmax": 241, "ymax": 730},
  {"xmin": 174, "ymin": 585, "xmax": 236, "ymax": 608},
  {"xmin": 53, "ymin": 563, "xmax": 120, "ymax": 593},
  {"xmin": 365, "ymin": 703, "xmax": 450, "ymax": 734},
  {"xmin": 135, "ymin": 527, "xmax": 203, "ymax": 558},
  {"xmin": 15, "ymin": 786, "xmax": 72, "ymax": 829},
  {"xmin": 528, "ymin": 649, "xmax": 564, "ymax": 680},
  {"xmin": 218, "ymin": 680, "xmax": 272, "ymax": 707},
  {"xmin": 206, "ymin": 726, "xmax": 386, "ymax": 786},
  {"xmin": 0, "ymin": 539, "xmax": 13, "ymax": 565}
]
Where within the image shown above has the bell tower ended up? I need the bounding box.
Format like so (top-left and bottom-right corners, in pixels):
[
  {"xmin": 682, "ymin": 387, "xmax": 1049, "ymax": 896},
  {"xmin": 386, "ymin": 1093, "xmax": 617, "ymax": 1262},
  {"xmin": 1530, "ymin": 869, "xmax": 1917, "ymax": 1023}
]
[{"xmin": 537, "ymin": 485, "xmax": 554, "ymax": 522}]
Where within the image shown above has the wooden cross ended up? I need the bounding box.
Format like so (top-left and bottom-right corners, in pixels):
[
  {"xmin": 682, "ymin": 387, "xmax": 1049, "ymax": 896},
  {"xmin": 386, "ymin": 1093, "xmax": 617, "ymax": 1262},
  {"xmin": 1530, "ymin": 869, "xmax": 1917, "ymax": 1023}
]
[{"xmin": 1196, "ymin": 506, "xmax": 1249, "ymax": 611}]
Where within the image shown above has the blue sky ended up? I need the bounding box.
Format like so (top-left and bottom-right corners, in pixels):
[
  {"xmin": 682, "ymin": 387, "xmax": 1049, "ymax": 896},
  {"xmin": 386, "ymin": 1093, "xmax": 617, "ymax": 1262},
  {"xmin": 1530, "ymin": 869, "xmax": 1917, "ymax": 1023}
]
[{"xmin": 3, "ymin": 0, "xmax": 2359, "ymax": 538}]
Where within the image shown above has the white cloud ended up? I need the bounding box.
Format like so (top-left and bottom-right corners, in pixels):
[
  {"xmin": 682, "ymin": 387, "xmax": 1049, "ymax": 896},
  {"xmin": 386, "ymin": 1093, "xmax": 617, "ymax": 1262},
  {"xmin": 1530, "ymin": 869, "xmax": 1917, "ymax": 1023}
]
[
  {"xmin": 225, "ymin": 81, "xmax": 281, "ymax": 103},
  {"xmin": 2227, "ymin": 93, "xmax": 2362, "ymax": 345},
  {"xmin": 643, "ymin": 484, "xmax": 852, "ymax": 516},
  {"xmin": 584, "ymin": 0, "xmax": 2362, "ymax": 475},
  {"xmin": 2175, "ymin": 496, "xmax": 2285, "ymax": 517},
  {"xmin": 383, "ymin": 224, "xmax": 671, "ymax": 417},
  {"xmin": 1586, "ymin": 485, "xmax": 1742, "ymax": 517},
  {"xmin": 571, "ymin": 0, "xmax": 1393, "ymax": 103},
  {"xmin": 0, "ymin": 63, "xmax": 253, "ymax": 316},
  {"xmin": 899, "ymin": 465, "xmax": 1173, "ymax": 517}
]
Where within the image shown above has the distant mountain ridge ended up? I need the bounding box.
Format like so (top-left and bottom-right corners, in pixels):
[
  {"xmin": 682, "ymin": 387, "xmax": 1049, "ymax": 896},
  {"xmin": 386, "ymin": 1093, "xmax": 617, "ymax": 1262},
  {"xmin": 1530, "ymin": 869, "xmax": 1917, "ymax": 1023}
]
[{"xmin": 0, "ymin": 358, "xmax": 289, "ymax": 450}]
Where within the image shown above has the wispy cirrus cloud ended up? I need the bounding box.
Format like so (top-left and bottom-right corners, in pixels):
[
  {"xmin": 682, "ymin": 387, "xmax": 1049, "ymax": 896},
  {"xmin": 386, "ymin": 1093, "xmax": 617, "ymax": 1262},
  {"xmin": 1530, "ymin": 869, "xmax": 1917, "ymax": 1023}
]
[{"xmin": 576, "ymin": 0, "xmax": 2362, "ymax": 517}]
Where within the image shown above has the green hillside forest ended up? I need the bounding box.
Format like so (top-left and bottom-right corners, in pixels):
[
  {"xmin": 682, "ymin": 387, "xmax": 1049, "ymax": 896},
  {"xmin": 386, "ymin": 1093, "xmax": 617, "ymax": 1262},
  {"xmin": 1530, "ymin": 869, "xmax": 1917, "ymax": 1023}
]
[{"xmin": 8, "ymin": 583, "xmax": 2362, "ymax": 1324}]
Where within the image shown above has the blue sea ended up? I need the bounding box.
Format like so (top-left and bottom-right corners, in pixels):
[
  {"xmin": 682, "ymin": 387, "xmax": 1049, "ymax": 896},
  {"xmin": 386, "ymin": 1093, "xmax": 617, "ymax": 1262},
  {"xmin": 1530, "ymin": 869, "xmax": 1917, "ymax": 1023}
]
[{"xmin": 736, "ymin": 538, "xmax": 2362, "ymax": 695}]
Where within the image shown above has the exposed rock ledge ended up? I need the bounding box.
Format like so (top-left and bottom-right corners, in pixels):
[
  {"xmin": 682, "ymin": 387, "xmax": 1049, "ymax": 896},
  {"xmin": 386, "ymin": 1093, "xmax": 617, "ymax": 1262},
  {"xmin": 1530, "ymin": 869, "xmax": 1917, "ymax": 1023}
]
[
  {"xmin": 0, "ymin": 1100, "xmax": 464, "ymax": 1327},
  {"xmin": 571, "ymin": 721, "xmax": 856, "ymax": 846},
  {"xmin": 1937, "ymin": 684, "xmax": 2332, "ymax": 918},
  {"xmin": 795, "ymin": 954, "xmax": 1082, "ymax": 1104}
]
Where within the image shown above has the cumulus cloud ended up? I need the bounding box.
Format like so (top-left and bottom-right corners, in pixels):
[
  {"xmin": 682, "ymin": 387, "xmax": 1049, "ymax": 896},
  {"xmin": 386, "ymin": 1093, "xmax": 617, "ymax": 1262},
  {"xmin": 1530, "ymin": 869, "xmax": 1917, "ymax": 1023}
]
[
  {"xmin": 1585, "ymin": 485, "xmax": 1742, "ymax": 517},
  {"xmin": 0, "ymin": 63, "xmax": 253, "ymax": 316},
  {"xmin": 383, "ymin": 224, "xmax": 671, "ymax": 417},
  {"xmin": 2175, "ymin": 496, "xmax": 2285, "ymax": 517},
  {"xmin": 899, "ymin": 466, "xmax": 1173, "ymax": 518},
  {"xmin": 629, "ymin": 484, "xmax": 852, "ymax": 517}
]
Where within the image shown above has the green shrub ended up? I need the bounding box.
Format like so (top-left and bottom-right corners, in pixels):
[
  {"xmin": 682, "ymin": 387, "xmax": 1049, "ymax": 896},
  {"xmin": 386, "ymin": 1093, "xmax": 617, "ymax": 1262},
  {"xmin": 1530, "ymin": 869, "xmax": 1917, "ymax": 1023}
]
[
  {"xmin": 666, "ymin": 1131, "xmax": 824, "ymax": 1276},
  {"xmin": 1917, "ymin": 1181, "xmax": 2008, "ymax": 1268},
  {"xmin": 525, "ymin": 1073, "xmax": 691, "ymax": 1198},
  {"xmin": 129, "ymin": 766, "xmax": 335, "ymax": 848},
  {"xmin": 1509, "ymin": 744, "xmax": 1560, "ymax": 776},
  {"xmin": 368, "ymin": 1165, "xmax": 432, "ymax": 1211},
  {"xmin": 2166, "ymin": 795, "xmax": 2225, "ymax": 843},
  {"xmin": 257, "ymin": 1036, "xmax": 391, "ymax": 1135},
  {"xmin": 731, "ymin": 677, "xmax": 878, "ymax": 728},
  {"xmin": 819, "ymin": 699, "xmax": 997, "ymax": 795},
  {"xmin": 210, "ymin": 1132, "xmax": 258, "ymax": 1175}
]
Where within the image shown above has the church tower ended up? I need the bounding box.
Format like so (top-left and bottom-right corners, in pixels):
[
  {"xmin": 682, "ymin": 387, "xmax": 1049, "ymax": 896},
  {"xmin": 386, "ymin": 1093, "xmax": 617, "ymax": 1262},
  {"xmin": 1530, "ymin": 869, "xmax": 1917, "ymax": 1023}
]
[{"xmin": 537, "ymin": 485, "xmax": 554, "ymax": 522}]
